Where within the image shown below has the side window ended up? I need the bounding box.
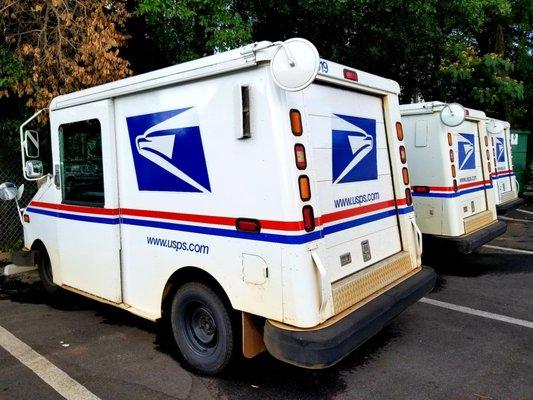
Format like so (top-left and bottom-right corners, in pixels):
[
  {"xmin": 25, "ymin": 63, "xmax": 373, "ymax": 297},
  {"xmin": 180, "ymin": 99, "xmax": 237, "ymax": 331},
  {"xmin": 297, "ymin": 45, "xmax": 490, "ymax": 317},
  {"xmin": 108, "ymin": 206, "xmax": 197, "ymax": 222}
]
[{"xmin": 59, "ymin": 119, "xmax": 104, "ymax": 207}]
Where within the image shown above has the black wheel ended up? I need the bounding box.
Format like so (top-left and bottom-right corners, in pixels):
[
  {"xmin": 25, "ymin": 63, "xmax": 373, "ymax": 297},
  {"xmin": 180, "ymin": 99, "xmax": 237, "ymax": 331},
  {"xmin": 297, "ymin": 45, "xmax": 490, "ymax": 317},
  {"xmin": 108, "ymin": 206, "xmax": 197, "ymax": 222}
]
[
  {"xmin": 170, "ymin": 282, "xmax": 236, "ymax": 374},
  {"xmin": 37, "ymin": 248, "xmax": 61, "ymax": 296}
]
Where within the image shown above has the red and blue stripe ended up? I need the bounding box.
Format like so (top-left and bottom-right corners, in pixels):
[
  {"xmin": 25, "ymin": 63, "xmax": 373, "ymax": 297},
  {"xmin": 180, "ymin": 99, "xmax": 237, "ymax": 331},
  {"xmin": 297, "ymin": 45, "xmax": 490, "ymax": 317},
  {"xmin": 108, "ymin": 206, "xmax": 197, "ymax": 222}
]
[
  {"xmin": 411, "ymin": 179, "xmax": 492, "ymax": 199},
  {"xmin": 26, "ymin": 199, "xmax": 413, "ymax": 245},
  {"xmin": 491, "ymin": 169, "xmax": 514, "ymax": 180}
]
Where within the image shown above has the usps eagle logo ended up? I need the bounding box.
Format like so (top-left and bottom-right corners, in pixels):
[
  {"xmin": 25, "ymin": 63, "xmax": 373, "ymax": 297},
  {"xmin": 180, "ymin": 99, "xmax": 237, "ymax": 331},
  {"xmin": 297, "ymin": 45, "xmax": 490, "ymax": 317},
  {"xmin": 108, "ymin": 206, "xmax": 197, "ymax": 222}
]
[
  {"xmin": 458, "ymin": 133, "xmax": 476, "ymax": 170},
  {"xmin": 331, "ymin": 114, "xmax": 377, "ymax": 183},
  {"xmin": 495, "ymin": 137, "xmax": 506, "ymax": 163},
  {"xmin": 126, "ymin": 107, "xmax": 211, "ymax": 193}
]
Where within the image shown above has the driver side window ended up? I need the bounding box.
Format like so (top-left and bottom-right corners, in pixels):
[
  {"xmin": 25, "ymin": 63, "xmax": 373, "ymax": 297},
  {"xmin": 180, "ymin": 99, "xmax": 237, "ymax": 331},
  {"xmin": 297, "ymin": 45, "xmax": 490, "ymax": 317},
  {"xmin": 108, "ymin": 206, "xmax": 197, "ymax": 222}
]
[{"xmin": 59, "ymin": 119, "xmax": 104, "ymax": 207}]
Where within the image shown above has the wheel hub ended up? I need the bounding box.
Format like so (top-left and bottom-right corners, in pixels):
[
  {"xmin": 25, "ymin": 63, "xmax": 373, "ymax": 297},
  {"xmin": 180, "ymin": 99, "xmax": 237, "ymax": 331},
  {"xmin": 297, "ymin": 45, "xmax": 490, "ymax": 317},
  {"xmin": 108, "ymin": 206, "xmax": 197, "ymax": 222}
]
[{"xmin": 188, "ymin": 305, "xmax": 217, "ymax": 350}]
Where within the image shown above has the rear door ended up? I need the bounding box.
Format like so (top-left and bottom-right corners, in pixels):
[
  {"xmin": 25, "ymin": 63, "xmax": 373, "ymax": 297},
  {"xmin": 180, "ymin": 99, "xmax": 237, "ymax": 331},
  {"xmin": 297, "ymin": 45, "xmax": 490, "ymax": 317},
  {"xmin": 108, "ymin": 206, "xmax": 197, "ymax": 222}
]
[
  {"xmin": 493, "ymin": 129, "xmax": 513, "ymax": 194},
  {"xmin": 302, "ymin": 84, "xmax": 402, "ymax": 283},
  {"xmin": 453, "ymin": 121, "xmax": 488, "ymax": 218}
]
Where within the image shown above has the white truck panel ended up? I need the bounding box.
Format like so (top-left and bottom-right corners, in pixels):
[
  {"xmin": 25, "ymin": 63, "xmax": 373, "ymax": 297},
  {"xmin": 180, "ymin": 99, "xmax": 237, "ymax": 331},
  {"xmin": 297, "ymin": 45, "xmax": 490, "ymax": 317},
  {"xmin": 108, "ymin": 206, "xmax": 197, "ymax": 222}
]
[
  {"xmin": 299, "ymin": 84, "xmax": 403, "ymax": 282},
  {"xmin": 22, "ymin": 41, "xmax": 424, "ymax": 333},
  {"xmin": 451, "ymin": 120, "xmax": 488, "ymax": 219},
  {"xmin": 400, "ymin": 102, "xmax": 498, "ymax": 239},
  {"xmin": 487, "ymin": 118, "xmax": 518, "ymax": 206}
]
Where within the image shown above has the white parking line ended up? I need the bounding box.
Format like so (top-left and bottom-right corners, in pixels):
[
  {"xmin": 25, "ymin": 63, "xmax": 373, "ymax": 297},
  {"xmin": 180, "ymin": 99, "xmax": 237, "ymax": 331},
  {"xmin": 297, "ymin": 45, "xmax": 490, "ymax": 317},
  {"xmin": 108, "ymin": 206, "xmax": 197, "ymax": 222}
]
[
  {"xmin": 0, "ymin": 325, "xmax": 100, "ymax": 400},
  {"xmin": 516, "ymin": 208, "xmax": 533, "ymax": 215},
  {"xmin": 482, "ymin": 244, "xmax": 533, "ymax": 255},
  {"xmin": 498, "ymin": 215, "xmax": 532, "ymax": 223},
  {"xmin": 420, "ymin": 298, "xmax": 533, "ymax": 329}
]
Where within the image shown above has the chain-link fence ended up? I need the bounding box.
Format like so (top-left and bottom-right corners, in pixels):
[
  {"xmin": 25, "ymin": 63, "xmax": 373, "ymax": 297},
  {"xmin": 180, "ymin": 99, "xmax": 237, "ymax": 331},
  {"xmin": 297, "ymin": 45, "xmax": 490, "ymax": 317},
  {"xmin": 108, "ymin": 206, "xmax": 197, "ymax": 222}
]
[
  {"xmin": 0, "ymin": 157, "xmax": 38, "ymax": 253},
  {"xmin": 0, "ymin": 158, "xmax": 37, "ymax": 252},
  {"xmin": 0, "ymin": 120, "xmax": 52, "ymax": 254}
]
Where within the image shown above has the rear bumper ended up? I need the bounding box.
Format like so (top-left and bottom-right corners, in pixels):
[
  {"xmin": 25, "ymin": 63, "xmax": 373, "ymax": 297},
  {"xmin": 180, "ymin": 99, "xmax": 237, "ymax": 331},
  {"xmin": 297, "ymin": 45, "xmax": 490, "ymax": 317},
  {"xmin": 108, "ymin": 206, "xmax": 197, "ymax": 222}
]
[
  {"xmin": 263, "ymin": 267, "xmax": 436, "ymax": 369},
  {"xmin": 496, "ymin": 197, "xmax": 523, "ymax": 214},
  {"xmin": 423, "ymin": 220, "xmax": 507, "ymax": 255}
]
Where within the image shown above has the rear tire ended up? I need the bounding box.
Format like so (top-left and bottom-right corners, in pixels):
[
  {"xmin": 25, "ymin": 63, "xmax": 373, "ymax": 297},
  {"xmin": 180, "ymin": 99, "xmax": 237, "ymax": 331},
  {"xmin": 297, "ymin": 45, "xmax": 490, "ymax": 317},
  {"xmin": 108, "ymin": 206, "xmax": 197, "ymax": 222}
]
[
  {"xmin": 37, "ymin": 248, "xmax": 61, "ymax": 296},
  {"xmin": 170, "ymin": 282, "xmax": 236, "ymax": 375}
]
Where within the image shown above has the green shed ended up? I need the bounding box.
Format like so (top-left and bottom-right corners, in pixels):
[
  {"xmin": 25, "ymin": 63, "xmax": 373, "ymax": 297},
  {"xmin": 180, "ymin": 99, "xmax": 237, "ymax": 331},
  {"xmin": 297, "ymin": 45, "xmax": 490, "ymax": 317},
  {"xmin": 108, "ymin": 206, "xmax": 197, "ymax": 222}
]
[{"xmin": 510, "ymin": 129, "xmax": 530, "ymax": 194}]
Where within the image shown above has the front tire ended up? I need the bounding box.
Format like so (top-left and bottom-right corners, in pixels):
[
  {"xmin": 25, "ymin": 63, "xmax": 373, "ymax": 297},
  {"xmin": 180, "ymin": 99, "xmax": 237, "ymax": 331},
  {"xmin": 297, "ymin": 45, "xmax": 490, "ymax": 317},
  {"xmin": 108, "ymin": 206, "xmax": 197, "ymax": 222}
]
[
  {"xmin": 170, "ymin": 282, "xmax": 236, "ymax": 375},
  {"xmin": 37, "ymin": 248, "xmax": 60, "ymax": 296}
]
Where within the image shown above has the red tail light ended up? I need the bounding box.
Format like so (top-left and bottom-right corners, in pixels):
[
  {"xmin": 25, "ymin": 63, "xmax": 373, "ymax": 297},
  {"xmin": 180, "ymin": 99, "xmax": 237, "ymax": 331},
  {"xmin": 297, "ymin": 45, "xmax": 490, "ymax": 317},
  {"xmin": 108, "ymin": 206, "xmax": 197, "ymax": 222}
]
[
  {"xmin": 236, "ymin": 218, "xmax": 261, "ymax": 233},
  {"xmin": 343, "ymin": 69, "xmax": 358, "ymax": 81},
  {"xmin": 302, "ymin": 206, "xmax": 315, "ymax": 232},
  {"xmin": 405, "ymin": 188, "xmax": 413, "ymax": 205},
  {"xmin": 294, "ymin": 144, "xmax": 307, "ymax": 170},
  {"xmin": 413, "ymin": 186, "xmax": 430, "ymax": 194}
]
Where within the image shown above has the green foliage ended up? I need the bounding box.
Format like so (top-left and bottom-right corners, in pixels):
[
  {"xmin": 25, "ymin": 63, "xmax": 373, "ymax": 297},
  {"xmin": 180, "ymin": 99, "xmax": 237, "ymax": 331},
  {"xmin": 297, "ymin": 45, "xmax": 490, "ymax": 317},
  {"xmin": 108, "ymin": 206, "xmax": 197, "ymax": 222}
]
[
  {"xmin": 0, "ymin": 116, "xmax": 24, "ymax": 165},
  {"xmin": 431, "ymin": 0, "xmax": 530, "ymax": 121},
  {"xmin": 0, "ymin": 0, "xmax": 530, "ymax": 138},
  {"xmin": 5, "ymin": 238, "xmax": 23, "ymax": 253},
  {"xmin": 437, "ymin": 46, "xmax": 524, "ymax": 116},
  {"xmin": 136, "ymin": 0, "xmax": 252, "ymax": 65},
  {"xmin": 230, "ymin": 0, "xmax": 530, "ymax": 125},
  {"xmin": 0, "ymin": 47, "xmax": 28, "ymax": 95},
  {"xmin": 0, "ymin": 96, "xmax": 28, "ymax": 166}
]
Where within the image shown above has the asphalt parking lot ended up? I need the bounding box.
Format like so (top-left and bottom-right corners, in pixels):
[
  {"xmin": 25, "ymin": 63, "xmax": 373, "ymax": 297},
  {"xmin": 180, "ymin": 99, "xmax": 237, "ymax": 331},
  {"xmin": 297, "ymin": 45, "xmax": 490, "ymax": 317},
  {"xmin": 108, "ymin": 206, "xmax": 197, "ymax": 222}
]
[{"xmin": 0, "ymin": 209, "xmax": 531, "ymax": 400}]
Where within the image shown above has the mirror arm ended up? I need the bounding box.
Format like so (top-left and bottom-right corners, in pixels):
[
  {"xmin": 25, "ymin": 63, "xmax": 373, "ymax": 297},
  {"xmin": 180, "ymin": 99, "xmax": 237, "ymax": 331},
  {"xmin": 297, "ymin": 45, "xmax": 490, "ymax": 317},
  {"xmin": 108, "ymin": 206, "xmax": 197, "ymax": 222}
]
[
  {"xmin": 276, "ymin": 42, "xmax": 296, "ymax": 66},
  {"xmin": 20, "ymin": 108, "xmax": 48, "ymax": 181},
  {"xmin": 14, "ymin": 197, "xmax": 24, "ymax": 225},
  {"xmin": 252, "ymin": 41, "xmax": 297, "ymax": 66}
]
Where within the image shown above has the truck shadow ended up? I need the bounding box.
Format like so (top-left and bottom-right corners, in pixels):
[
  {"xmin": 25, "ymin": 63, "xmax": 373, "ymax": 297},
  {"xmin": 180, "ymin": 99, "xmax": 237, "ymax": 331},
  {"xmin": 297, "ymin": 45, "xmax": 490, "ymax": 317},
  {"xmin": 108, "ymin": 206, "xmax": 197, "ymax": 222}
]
[
  {"xmin": 424, "ymin": 252, "xmax": 532, "ymax": 278},
  {"xmin": 154, "ymin": 315, "xmax": 402, "ymax": 398},
  {"xmin": 0, "ymin": 271, "xmax": 403, "ymax": 398},
  {"xmin": 0, "ymin": 273, "xmax": 47, "ymax": 304},
  {"xmin": 0, "ymin": 272, "xmax": 158, "ymax": 333}
]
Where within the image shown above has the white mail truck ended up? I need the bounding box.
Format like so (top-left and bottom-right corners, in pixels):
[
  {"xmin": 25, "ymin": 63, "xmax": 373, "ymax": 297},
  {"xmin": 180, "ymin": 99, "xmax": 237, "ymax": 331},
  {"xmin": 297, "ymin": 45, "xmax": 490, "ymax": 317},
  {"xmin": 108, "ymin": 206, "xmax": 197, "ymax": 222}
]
[
  {"xmin": 1, "ymin": 39, "xmax": 435, "ymax": 374},
  {"xmin": 486, "ymin": 118, "xmax": 523, "ymax": 213},
  {"xmin": 400, "ymin": 102, "xmax": 506, "ymax": 255}
]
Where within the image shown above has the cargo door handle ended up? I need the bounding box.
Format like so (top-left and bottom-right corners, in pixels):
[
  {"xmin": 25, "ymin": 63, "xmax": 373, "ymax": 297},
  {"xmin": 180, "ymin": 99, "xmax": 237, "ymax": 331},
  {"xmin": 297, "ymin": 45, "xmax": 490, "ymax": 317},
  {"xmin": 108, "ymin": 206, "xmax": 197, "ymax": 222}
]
[
  {"xmin": 410, "ymin": 218, "xmax": 423, "ymax": 264},
  {"xmin": 513, "ymin": 175, "xmax": 520, "ymax": 193},
  {"xmin": 310, "ymin": 249, "xmax": 330, "ymax": 320}
]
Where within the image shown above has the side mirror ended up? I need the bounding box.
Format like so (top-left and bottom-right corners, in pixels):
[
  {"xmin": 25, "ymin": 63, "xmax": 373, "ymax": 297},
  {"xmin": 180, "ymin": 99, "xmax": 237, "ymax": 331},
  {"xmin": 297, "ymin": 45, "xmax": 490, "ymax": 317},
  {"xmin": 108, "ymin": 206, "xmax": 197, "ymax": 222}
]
[
  {"xmin": 24, "ymin": 129, "xmax": 40, "ymax": 158},
  {"xmin": 0, "ymin": 182, "xmax": 19, "ymax": 201},
  {"xmin": 25, "ymin": 160, "xmax": 43, "ymax": 179},
  {"xmin": 270, "ymin": 38, "xmax": 320, "ymax": 91},
  {"xmin": 440, "ymin": 103, "xmax": 466, "ymax": 127},
  {"xmin": 486, "ymin": 119, "xmax": 502, "ymax": 134}
]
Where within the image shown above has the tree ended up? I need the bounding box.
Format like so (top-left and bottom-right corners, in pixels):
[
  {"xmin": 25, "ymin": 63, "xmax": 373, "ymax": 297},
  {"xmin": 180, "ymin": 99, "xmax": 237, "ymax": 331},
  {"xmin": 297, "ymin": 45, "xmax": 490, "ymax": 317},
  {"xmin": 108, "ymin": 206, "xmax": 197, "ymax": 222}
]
[
  {"xmin": 236, "ymin": 0, "xmax": 529, "ymax": 125},
  {"xmin": 431, "ymin": 0, "xmax": 528, "ymax": 121},
  {"xmin": 133, "ymin": 0, "xmax": 252, "ymax": 70},
  {"xmin": 0, "ymin": 0, "xmax": 131, "ymax": 111},
  {"xmin": 434, "ymin": 45, "xmax": 524, "ymax": 119}
]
